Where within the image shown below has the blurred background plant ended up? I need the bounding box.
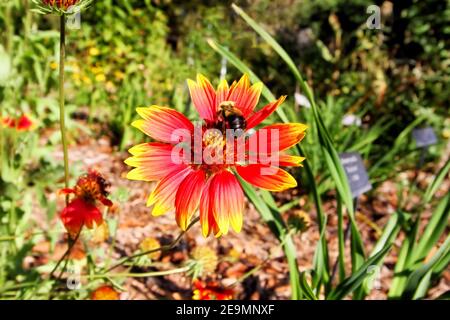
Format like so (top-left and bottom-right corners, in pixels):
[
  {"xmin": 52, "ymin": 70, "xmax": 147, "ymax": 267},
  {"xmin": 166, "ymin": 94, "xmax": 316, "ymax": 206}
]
[{"xmin": 0, "ymin": 0, "xmax": 448, "ymax": 300}]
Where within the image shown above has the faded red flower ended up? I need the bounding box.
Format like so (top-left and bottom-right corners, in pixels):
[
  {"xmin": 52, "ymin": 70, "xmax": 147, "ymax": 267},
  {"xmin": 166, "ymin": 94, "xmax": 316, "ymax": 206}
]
[
  {"xmin": 41, "ymin": 0, "xmax": 80, "ymax": 10},
  {"xmin": 60, "ymin": 170, "xmax": 112, "ymax": 238},
  {"xmin": 192, "ymin": 280, "xmax": 234, "ymax": 300},
  {"xmin": 91, "ymin": 285, "xmax": 120, "ymax": 300},
  {"xmin": 2, "ymin": 114, "xmax": 34, "ymax": 131}
]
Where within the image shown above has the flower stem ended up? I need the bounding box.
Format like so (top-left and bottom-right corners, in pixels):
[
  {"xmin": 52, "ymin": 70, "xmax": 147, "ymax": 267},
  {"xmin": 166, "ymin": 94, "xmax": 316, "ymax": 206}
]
[
  {"xmin": 104, "ymin": 217, "xmax": 200, "ymax": 273},
  {"xmin": 87, "ymin": 266, "xmax": 191, "ymax": 279},
  {"xmin": 59, "ymin": 15, "xmax": 70, "ymax": 203},
  {"xmin": 49, "ymin": 229, "xmax": 81, "ymax": 279}
]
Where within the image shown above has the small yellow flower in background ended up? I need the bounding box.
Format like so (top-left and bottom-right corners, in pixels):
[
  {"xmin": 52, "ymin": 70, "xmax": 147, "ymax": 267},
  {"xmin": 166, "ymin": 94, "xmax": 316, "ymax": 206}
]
[
  {"xmin": 82, "ymin": 76, "xmax": 92, "ymax": 85},
  {"xmin": 95, "ymin": 73, "xmax": 106, "ymax": 83},
  {"xmin": 140, "ymin": 237, "xmax": 161, "ymax": 260},
  {"xmin": 89, "ymin": 47, "xmax": 100, "ymax": 56},
  {"xmin": 442, "ymin": 128, "xmax": 450, "ymax": 139},
  {"xmin": 287, "ymin": 210, "xmax": 311, "ymax": 233},
  {"xmin": 105, "ymin": 81, "xmax": 116, "ymax": 92},
  {"xmin": 114, "ymin": 71, "xmax": 125, "ymax": 81},
  {"xmin": 50, "ymin": 61, "xmax": 58, "ymax": 70},
  {"xmin": 91, "ymin": 285, "xmax": 120, "ymax": 300},
  {"xmin": 90, "ymin": 66, "xmax": 103, "ymax": 75}
]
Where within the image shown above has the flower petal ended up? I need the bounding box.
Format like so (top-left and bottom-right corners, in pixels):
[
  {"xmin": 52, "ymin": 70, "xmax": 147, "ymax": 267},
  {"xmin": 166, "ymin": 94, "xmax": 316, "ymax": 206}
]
[
  {"xmin": 199, "ymin": 179, "xmax": 223, "ymax": 238},
  {"xmin": 246, "ymin": 96, "xmax": 286, "ymax": 129},
  {"xmin": 215, "ymin": 79, "xmax": 230, "ymax": 107},
  {"xmin": 209, "ymin": 170, "xmax": 244, "ymax": 234},
  {"xmin": 247, "ymin": 123, "xmax": 307, "ymax": 154},
  {"xmin": 175, "ymin": 170, "xmax": 206, "ymax": 230},
  {"xmin": 278, "ymin": 154, "xmax": 306, "ymax": 167},
  {"xmin": 187, "ymin": 74, "xmax": 217, "ymax": 121},
  {"xmin": 147, "ymin": 166, "xmax": 193, "ymax": 216},
  {"xmin": 236, "ymin": 164, "xmax": 297, "ymax": 191},
  {"xmin": 60, "ymin": 198, "xmax": 103, "ymax": 238},
  {"xmin": 125, "ymin": 143, "xmax": 187, "ymax": 181},
  {"xmin": 132, "ymin": 106, "xmax": 193, "ymax": 144},
  {"xmin": 227, "ymin": 74, "xmax": 262, "ymax": 117}
]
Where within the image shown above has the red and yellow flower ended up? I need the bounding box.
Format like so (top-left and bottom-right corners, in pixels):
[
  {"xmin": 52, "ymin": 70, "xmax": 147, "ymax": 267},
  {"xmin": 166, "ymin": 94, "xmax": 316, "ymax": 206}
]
[
  {"xmin": 59, "ymin": 170, "xmax": 113, "ymax": 238},
  {"xmin": 2, "ymin": 114, "xmax": 35, "ymax": 131},
  {"xmin": 192, "ymin": 280, "xmax": 234, "ymax": 300},
  {"xmin": 125, "ymin": 74, "xmax": 306, "ymax": 237}
]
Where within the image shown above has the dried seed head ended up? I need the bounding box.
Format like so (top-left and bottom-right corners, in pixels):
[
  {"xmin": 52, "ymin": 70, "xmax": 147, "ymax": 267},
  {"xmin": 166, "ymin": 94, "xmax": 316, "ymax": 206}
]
[
  {"xmin": 191, "ymin": 246, "xmax": 219, "ymax": 275},
  {"xmin": 288, "ymin": 210, "xmax": 311, "ymax": 233}
]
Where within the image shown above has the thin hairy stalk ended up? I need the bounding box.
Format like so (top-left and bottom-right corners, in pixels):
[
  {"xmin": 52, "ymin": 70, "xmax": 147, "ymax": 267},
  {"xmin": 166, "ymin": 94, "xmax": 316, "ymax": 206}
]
[
  {"xmin": 59, "ymin": 15, "xmax": 70, "ymax": 203},
  {"xmin": 105, "ymin": 217, "xmax": 200, "ymax": 273},
  {"xmin": 49, "ymin": 229, "xmax": 81, "ymax": 279}
]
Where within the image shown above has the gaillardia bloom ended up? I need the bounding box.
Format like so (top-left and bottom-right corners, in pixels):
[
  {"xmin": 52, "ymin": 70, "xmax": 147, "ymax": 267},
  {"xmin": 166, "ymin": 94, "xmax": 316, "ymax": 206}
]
[
  {"xmin": 60, "ymin": 170, "xmax": 113, "ymax": 238},
  {"xmin": 125, "ymin": 74, "xmax": 306, "ymax": 237},
  {"xmin": 2, "ymin": 114, "xmax": 35, "ymax": 131},
  {"xmin": 192, "ymin": 280, "xmax": 234, "ymax": 300}
]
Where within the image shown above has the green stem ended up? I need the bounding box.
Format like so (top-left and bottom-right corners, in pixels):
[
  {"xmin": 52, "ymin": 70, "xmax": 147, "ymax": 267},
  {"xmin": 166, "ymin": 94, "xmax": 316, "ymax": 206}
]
[
  {"xmin": 49, "ymin": 229, "xmax": 81, "ymax": 279},
  {"xmin": 88, "ymin": 266, "xmax": 190, "ymax": 279},
  {"xmin": 59, "ymin": 15, "xmax": 70, "ymax": 202},
  {"xmin": 104, "ymin": 217, "xmax": 200, "ymax": 273}
]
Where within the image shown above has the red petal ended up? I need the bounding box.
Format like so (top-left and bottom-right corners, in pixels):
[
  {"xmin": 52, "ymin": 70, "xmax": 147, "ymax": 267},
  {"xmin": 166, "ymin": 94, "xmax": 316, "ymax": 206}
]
[
  {"xmin": 147, "ymin": 166, "xmax": 193, "ymax": 216},
  {"xmin": 246, "ymin": 96, "xmax": 286, "ymax": 129},
  {"xmin": 132, "ymin": 106, "xmax": 193, "ymax": 144},
  {"xmin": 209, "ymin": 171, "xmax": 244, "ymax": 234},
  {"xmin": 125, "ymin": 143, "xmax": 188, "ymax": 181},
  {"xmin": 60, "ymin": 198, "xmax": 103, "ymax": 238},
  {"xmin": 227, "ymin": 74, "xmax": 262, "ymax": 117},
  {"xmin": 247, "ymin": 123, "xmax": 307, "ymax": 155},
  {"xmin": 175, "ymin": 170, "xmax": 206, "ymax": 230},
  {"xmin": 236, "ymin": 164, "xmax": 297, "ymax": 191},
  {"xmin": 187, "ymin": 74, "xmax": 217, "ymax": 121}
]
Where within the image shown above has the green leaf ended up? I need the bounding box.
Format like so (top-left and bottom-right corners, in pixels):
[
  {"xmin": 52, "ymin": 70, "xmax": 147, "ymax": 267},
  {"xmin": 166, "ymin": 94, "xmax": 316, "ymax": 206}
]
[
  {"xmin": 423, "ymin": 159, "xmax": 450, "ymax": 203},
  {"xmin": 402, "ymin": 235, "xmax": 450, "ymax": 299},
  {"xmin": 230, "ymin": 3, "xmax": 365, "ymax": 272},
  {"xmin": 237, "ymin": 177, "xmax": 302, "ymax": 300},
  {"xmin": 327, "ymin": 244, "xmax": 392, "ymax": 300}
]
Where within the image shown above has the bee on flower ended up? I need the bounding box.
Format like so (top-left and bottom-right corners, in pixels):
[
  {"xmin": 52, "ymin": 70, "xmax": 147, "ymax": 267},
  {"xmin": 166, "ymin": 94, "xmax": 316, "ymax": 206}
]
[
  {"xmin": 125, "ymin": 74, "xmax": 307, "ymax": 237},
  {"xmin": 59, "ymin": 170, "xmax": 113, "ymax": 238}
]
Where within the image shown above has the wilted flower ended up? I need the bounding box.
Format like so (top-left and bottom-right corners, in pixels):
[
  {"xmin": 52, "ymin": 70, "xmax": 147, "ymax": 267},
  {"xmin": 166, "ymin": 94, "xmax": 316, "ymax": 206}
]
[
  {"xmin": 2, "ymin": 114, "xmax": 35, "ymax": 131},
  {"xmin": 140, "ymin": 237, "xmax": 162, "ymax": 260},
  {"xmin": 32, "ymin": 0, "xmax": 93, "ymax": 15},
  {"xmin": 188, "ymin": 246, "xmax": 219, "ymax": 278},
  {"xmin": 91, "ymin": 285, "xmax": 120, "ymax": 300},
  {"xmin": 287, "ymin": 210, "xmax": 311, "ymax": 233},
  {"xmin": 60, "ymin": 170, "xmax": 112, "ymax": 238},
  {"xmin": 125, "ymin": 74, "xmax": 307, "ymax": 237},
  {"xmin": 192, "ymin": 280, "xmax": 233, "ymax": 300}
]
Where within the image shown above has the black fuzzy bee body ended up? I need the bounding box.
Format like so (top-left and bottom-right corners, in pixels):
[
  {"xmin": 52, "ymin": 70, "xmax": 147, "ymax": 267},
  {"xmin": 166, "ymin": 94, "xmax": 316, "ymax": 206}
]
[{"xmin": 225, "ymin": 114, "xmax": 247, "ymax": 131}]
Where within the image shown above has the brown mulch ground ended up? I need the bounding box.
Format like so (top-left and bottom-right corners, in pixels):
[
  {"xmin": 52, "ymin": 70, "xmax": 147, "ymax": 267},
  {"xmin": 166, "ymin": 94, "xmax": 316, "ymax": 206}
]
[{"xmin": 31, "ymin": 124, "xmax": 449, "ymax": 300}]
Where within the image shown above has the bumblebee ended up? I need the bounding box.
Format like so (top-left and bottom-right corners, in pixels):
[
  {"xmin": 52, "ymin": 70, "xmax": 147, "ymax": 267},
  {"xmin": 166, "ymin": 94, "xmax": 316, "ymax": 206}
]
[{"xmin": 217, "ymin": 101, "xmax": 247, "ymax": 132}]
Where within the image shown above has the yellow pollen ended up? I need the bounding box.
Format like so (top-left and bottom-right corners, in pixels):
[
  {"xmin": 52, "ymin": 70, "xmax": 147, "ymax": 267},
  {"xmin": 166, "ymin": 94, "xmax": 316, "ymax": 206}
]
[{"xmin": 203, "ymin": 130, "xmax": 224, "ymax": 148}]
